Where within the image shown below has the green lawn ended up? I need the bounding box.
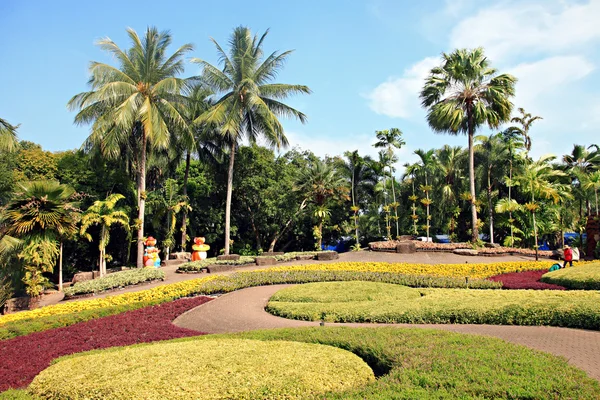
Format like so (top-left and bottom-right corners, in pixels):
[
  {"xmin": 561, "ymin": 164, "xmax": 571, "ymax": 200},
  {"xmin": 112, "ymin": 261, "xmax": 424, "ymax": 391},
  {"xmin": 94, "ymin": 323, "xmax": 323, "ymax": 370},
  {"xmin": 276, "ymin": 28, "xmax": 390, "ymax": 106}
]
[
  {"xmin": 541, "ymin": 262, "xmax": 600, "ymax": 290},
  {"xmin": 266, "ymin": 281, "xmax": 600, "ymax": 329},
  {"xmin": 22, "ymin": 327, "xmax": 600, "ymax": 399}
]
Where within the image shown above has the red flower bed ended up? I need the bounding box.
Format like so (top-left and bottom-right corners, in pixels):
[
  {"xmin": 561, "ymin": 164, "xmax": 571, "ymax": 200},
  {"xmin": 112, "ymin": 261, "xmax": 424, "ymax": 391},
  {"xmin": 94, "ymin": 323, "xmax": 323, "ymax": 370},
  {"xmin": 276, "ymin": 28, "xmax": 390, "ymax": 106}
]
[
  {"xmin": 488, "ymin": 270, "xmax": 566, "ymax": 290},
  {"xmin": 0, "ymin": 296, "xmax": 212, "ymax": 391}
]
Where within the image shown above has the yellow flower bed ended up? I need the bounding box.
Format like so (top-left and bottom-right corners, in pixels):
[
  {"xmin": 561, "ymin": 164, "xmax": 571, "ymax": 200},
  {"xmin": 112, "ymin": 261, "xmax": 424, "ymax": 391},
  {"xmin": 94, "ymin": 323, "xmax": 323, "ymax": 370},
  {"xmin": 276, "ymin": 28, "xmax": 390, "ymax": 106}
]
[
  {"xmin": 261, "ymin": 260, "xmax": 561, "ymax": 279},
  {"xmin": 0, "ymin": 275, "xmax": 222, "ymax": 327}
]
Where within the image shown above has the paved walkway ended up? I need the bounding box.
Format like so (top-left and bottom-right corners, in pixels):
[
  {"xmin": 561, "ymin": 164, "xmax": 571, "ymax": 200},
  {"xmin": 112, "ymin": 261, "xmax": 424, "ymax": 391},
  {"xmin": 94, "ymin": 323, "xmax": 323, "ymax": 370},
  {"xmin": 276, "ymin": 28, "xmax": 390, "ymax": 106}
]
[{"xmin": 174, "ymin": 284, "xmax": 600, "ymax": 382}]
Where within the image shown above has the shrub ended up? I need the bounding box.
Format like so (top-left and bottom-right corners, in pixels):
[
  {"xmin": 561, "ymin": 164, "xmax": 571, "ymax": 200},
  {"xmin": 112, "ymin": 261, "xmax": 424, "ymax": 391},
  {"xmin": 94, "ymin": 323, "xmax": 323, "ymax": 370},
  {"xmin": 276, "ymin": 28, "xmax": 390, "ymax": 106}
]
[
  {"xmin": 488, "ymin": 270, "xmax": 566, "ymax": 290},
  {"xmin": 177, "ymin": 256, "xmax": 257, "ymax": 272},
  {"xmin": 266, "ymin": 281, "xmax": 600, "ymax": 329},
  {"xmin": 0, "ymin": 296, "xmax": 212, "ymax": 392},
  {"xmin": 0, "ymin": 271, "xmax": 498, "ymax": 340},
  {"xmin": 63, "ymin": 268, "xmax": 165, "ymax": 297},
  {"xmin": 541, "ymin": 263, "xmax": 600, "ymax": 290},
  {"xmin": 29, "ymin": 327, "xmax": 600, "ymax": 399},
  {"xmin": 29, "ymin": 339, "xmax": 374, "ymax": 399}
]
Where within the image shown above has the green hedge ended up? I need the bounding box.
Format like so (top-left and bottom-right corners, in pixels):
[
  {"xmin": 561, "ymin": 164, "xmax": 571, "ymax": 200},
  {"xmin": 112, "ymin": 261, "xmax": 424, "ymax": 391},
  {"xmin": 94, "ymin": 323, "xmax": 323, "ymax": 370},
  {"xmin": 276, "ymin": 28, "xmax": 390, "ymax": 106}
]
[
  {"xmin": 266, "ymin": 281, "xmax": 600, "ymax": 330},
  {"xmin": 0, "ymin": 270, "xmax": 498, "ymax": 340},
  {"xmin": 541, "ymin": 262, "xmax": 600, "ymax": 290},
  {"xmin": 177, "ymin": 256, "xmax": 257, "ymax": 272},
  {"xmin": 63, "ymin": 268, "xmax": 165, "ymax": 297},
  {"xmin": 29, "ymin": 339, "xmax": 374, "ymax": 399},
  {"xmin": 32, "ymin": 327, "xmax": 600, "ymax": 399}
]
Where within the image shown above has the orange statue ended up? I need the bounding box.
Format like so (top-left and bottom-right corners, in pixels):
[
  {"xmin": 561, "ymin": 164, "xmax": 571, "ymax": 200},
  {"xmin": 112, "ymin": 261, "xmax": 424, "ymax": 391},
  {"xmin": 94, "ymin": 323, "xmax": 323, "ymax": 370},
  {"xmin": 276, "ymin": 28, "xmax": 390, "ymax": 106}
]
[{"xmin": 191, "ymin": 237, "xmax": 210, "ymax": 261}]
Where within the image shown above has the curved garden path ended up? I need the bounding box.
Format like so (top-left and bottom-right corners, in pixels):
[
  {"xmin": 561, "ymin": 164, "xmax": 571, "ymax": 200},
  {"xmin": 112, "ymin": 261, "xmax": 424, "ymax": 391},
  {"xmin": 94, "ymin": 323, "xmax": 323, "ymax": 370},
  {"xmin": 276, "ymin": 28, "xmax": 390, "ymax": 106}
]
[{"xmin": 174, "ymin": 284, "xmax": 600, "ymax": 381}]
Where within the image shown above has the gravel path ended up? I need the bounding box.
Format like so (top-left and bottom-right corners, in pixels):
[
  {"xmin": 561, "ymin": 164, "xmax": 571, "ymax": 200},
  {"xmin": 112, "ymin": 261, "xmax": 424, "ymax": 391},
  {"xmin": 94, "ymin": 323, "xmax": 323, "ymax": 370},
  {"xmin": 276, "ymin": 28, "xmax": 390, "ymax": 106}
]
[{"xmin": 174, "ymin": 284, "xmax": 600, "ymax": 382}]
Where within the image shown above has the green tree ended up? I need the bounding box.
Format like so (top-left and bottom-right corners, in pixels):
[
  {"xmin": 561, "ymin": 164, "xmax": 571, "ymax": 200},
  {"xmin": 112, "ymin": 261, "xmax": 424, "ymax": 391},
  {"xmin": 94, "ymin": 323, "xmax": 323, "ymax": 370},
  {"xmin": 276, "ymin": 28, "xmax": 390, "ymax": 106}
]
[
  {"xmin": 295, "ymin": 159, "xmax": 348, "ymax": 250},
  {"xmin": 414, "ymin": 149, "xmax": 437, "ymax": 241},
  {"xmin": 80, "ymin": 193, "xmax": 129, "ymax": 277},
  {"xmin": 4, "ymin": 181, "xmax": 79, "ymax": 296},
  {"xmin": 374, "ymin": 128, "xmax": 405, "ymax": 238},
  {"xmin": 68, "ymin": 27, "xmax": 193, "ymax": 268},
  {"xmin": 510, "ymin": 107, "xmax": 542, "ymax": 154},
  {"xmin": 192, "ymin": 26, "xmax": 310, "ymax": 255},
  {"xmin": 582, "ymin": 171, "xmax": 600, "ymax": 215},
  {"xmin": 420, "ymin": 47, "xmax": 517, "ymax": 242},
  {"xmin": 499, "ymin": 126, "xmax": 526, "ymax": 246}
]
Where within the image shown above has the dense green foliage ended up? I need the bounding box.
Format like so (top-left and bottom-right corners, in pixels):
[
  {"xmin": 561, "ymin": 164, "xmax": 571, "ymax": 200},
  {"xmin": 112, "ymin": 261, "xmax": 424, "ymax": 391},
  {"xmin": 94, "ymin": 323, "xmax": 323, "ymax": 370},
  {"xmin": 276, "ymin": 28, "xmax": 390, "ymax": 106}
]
[
  {"xmin": 64, "ymin": 268, "xmax": 165, "ymax": 297},
  {"xmin": 541, "ymin": 262, "xmax": 600, "ymax": 290},
  {"xmin": 30, "ymin": 338, "xmax": 374, "ymax": 399},
  {"xmin": 267, "ymin": 281, "xmax": 600, "ymax": 329},
  {"xmin": 31, "ymin": 327, "xmax": 600, "ymax": 399}
]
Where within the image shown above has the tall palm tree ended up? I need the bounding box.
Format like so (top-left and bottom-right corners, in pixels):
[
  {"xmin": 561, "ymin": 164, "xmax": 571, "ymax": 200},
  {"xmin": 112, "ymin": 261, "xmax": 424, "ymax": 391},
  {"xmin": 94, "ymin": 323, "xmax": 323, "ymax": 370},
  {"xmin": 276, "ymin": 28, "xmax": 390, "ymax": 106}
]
[
  {"xmin": 475, "ymin": 134, "xmax": 508, "ymax": 243},
  {"xmin": 582, "ymin": 171, "xmax": 600, "ymax": 215},
  {"xmin": 375, "ymin": 150, "xmax": 396, "ymax": 239},
  {"xmin": 414, "ymin": 149, "xmax": 436, "ymax": 241},
  {"xmin": 294, "ymin": 159, "xmax": 349, "ymax": 250},
  {"xmin": 80, "ymin": 193, "xmax": 129, "ymax": 277},
  {"xmin": 499, "ymin": 126, "xmax": 525, "ymax": 245},
  {"xmin": 516, "ymin": 155, "xmax": 569, "ymax": 260},
  {"xmin": 68, "ymin": 27, "xmax": 193, "ymax": 268},
  {"xmin": 374, "ymin": 128, "xmax": 406, "ymax": 238},
  {"xmin": 341, "ymin": 150, "xmax": 363, "ymax": 245},
  {"xmin": 420, "ymin": 47, "xmax": 517, "ymax": 242},
  {"xmin": 0, "ymin": 117, "xmax": 19, "ymax": 152},
  {"xmin": 4, "ymin": 181, "xmax": 79, "ymax": 295},
  {"xmin": 403, "ymin": 162, "xmax": 421, "ymax": 235},
  {"xmin": 510, "ymin": 107, "xmax": 542, "ymax": 154},
  {"xmin": 562, "ymin": 144, "xmax": 600, "ymax": 218},
  {"xmin": 192, "ymin": 26, "xmax": 311, "ymax": 255}
]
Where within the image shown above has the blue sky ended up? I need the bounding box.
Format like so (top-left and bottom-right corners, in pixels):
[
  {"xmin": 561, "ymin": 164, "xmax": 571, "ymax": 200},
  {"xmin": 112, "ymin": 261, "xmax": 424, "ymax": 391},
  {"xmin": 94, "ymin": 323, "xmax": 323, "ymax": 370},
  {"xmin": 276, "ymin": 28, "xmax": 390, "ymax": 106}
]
[{"xmin": 1, "ymin": 0, "xmax": 599, "ymax": 172}]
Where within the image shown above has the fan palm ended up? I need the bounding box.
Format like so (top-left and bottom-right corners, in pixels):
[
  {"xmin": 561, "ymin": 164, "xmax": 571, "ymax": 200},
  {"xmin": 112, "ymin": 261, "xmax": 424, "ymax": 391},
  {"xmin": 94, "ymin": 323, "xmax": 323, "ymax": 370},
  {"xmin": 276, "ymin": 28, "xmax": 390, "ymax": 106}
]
[
  {"xmin": 420, "ymin": 47, "xmax": 517, "ymax": 242},
  {"xmin": 4, "ymin": 181, "xmax": 79, "ymax": 295},
  {"xmin": 192, "ymin": 26, "xmax": 311, "ymax": 255},
  {"xmin": 374, "ymin": 128, "xmax": 405, "ymax": 238},
  {"xmin": 80, "ymin": 193, "xmax": 129, "ymax": 277},
  {"xmin": 68, "ymin": 27, "xmax": 193, "ymax": 267},
  {"xmin": 0, "ymin": 117, "xmax": 19, "ymax": 152}
]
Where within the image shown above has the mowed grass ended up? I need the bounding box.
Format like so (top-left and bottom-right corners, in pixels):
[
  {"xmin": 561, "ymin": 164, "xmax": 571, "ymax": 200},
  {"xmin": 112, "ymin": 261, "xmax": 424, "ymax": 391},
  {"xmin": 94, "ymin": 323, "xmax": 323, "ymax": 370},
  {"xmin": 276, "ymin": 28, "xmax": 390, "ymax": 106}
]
[
  {"xmin": 29, "ymin": 339, "xmax": 374, "ymax": 400},
  {"xmin": 266, "ymin": 281, "xmax": 600, "ymax": 329},
  {"xmin": 541, "ymin": 262, "xmax": 600, "ymax": 290},
  {"xmin": 24, "ymin": 327, "xmax": 599, "ymax": 399}
]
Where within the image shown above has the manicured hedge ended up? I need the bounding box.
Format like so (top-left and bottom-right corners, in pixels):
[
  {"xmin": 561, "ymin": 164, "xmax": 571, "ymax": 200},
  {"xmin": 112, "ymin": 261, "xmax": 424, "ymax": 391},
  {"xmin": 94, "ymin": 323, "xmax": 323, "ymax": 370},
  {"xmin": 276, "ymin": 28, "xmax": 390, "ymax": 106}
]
[
  {"xmin": 541, "ymin": 263, "xmax": 600, "ymax": 290},
  {"xmin": 488, "ymin": 270, "xmax": 566, "ymax": 290},
  {"xmin": 30, "ymin": 327, "xmax": 600, "ymax": 399},
  {"xmin": 64, "ymin": 267, "xmax": 165, "ymax": 297},
  {"xmin": 0, "ymin": 296, "xmax": 212, "ymax": 392},
  {"xmin": 29, "ymin": 339, "xmax": 374, "ymax": 399},
  {"xmin": 266, "ymin": 281, "xmax": 600, "ymax": 329},
  {"xmin": 177, "ymin": 256, "xmax": 257, "ymax": 272},
  {"xmin": 0, "ymin": 270, "xmax": 498, "ymax": 339}
]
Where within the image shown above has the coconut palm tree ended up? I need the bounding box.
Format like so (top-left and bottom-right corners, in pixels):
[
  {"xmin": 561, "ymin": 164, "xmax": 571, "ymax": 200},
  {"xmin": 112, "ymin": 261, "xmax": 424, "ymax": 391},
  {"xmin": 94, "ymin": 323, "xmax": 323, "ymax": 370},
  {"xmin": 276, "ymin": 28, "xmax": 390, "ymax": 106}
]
[
  {"xmin": 516, "ymin": 156, "xmax": 569, "ymax": 260},
  {"xmin": 80, "ymin": 193, "xmax": 129, "ymax": 277},
  {"xmin": 4, "ymin": 181, "xmax": 79, "ymax": 295},
  {"xmin": 68, "ymin": 27, "xmax": 193, "ymax": 268},
  {"xmin": 192, "ymin": 26, "xmax": 311, "ymax": 255},
  {"xmin": 0, "ymin": 117, "xmax": 19, "ymax": 152},
  {"xmin": 510, "ymin": 107, "xmax": 542, "ymax": 154},
  {"xmin": 374, "ymin": 128, "xmax": 406, "ymax": 238},
  {"xmin": 420, "ymin": 47, "xmax": 517, "ymax": 242},
  {"xmin": 294, "ymin": 159, "xmax": 348, "ymax": 250}
]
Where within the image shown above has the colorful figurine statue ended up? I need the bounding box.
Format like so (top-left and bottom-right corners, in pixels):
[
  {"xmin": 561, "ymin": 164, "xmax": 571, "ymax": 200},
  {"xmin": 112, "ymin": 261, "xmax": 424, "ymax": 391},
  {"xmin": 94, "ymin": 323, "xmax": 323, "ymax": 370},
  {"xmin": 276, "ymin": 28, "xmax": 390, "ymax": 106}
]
[
  {"xmin": 191, "ymin": 237, "xmax": 210, "ymax": 261},
  {"xmin": 143, "ymin": 236, "xmax": 161, "ymax": 267}
]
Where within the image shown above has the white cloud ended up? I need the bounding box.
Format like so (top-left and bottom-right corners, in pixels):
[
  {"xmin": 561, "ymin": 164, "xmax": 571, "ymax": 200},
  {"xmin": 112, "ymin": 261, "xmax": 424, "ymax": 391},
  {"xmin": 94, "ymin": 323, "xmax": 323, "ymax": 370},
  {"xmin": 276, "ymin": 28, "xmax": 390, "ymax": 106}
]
[
  {"xmin": 450, "ymin": 0, "xmax": 600, "ymax": 61},
  {"xmin": 365, "ymin": 57, "xmax": 439, "ymax": 118},
  {"xmin": 509, "ymin": 55, "xmax": 595, "ymax": 107}
]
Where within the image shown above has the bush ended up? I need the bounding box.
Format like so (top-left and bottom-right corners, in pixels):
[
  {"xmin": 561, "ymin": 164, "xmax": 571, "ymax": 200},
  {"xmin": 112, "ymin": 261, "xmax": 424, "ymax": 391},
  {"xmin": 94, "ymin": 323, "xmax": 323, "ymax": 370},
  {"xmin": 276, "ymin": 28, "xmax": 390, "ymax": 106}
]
[
  {"xmin": 29, "ymin": 339, "xmax": 374, "ymax": 399},
  {"xmin": 0, "ymin": 271, "xmax": 498, "ymax": 340},
  {"xmin": 63, "ymin": 268, "xmax": 165, "ymax": 297},
  {"xmin": 0, "ymin": 389, "xmax": 36, "ymax": 399},
  {"xmin": 541, "ymin": 263, "xmax": 600, "ymax": 290},
  {"xmin": 29, "ymin": 327, "xmax": 600, "ymax": 399},
  {"xmin": 177, "ymin": 256, "xmax": 257, "ymax": 272},
  {"xmin": 266, "ymin": 281, "xmax": 600, "ymax": 329}
]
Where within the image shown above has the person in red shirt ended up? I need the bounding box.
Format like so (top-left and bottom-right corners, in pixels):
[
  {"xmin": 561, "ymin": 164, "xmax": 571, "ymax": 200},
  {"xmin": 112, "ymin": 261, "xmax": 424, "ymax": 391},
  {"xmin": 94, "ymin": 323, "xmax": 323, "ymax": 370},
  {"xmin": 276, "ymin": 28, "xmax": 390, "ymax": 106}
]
[{"xmin": 563, "ymin": 245, "xmax": 573, "ymax": 268}]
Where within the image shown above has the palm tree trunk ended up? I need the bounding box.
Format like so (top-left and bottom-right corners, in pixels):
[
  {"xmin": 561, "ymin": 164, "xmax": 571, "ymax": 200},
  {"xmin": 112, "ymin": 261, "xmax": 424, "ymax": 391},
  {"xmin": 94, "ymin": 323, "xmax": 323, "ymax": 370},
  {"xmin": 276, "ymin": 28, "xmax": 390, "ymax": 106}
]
[
  {"xmin": 224, "ymin": 142, "xmax": 236, "ymax": 256},
  {"xmin": 425, "ymin": 174, "xmax": 430, "ymax": 241},
  {"xmin": 467, "ymin": 115, "xmax": 479, "ymax": 242},
  {"xmin": 487, "ymin": 166, "xmax": 494, "ymax": 244},
  {"xmin": 532, "ymin": 192, "xmax": 538, "ymax": 261},
  {"xmin": 58, "ymin": 242, "xmax": 63, "ymax": 292},
  {"xmin": 352, "ymin": 169, "xmax": 359, "ymax": 245},
  {"xmin": 508, "ymin": 158, "xmax": 514, "ymax": 246},
  {"xmin": 390, "ymin": 169, "xmax": 399, "ymax": 238},
  {"xmin": 318, "ymin": 220, "xmax": 323, "ymax": 250},
  {"xmin": 595, "ymin": 188, "xmax": 599, "ymax": 215},
  {"xmin": 136, "ymin": 133, "xmax": 147, "ymax": 268},
  {"xmin": 180, "ymin": 150, "xmax": 191, "ymax": 251}
]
